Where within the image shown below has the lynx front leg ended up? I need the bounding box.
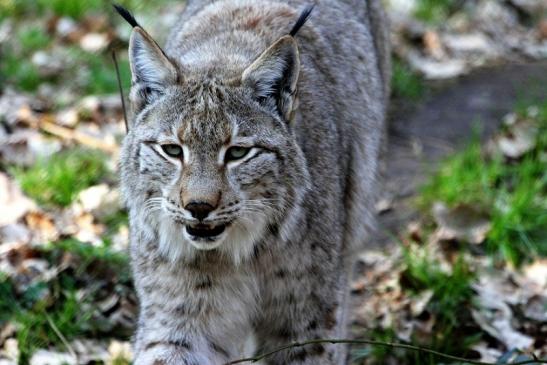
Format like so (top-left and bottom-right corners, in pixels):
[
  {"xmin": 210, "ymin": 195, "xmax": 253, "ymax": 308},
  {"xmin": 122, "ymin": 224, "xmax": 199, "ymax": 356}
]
[
  {"xmin": 132, "ymin": 251, "xmax": 258, "ymax": 365},
  {"xmin": 134, "ymin": 310, "xmax": 235, "ymax": 365},
  {"xmin": 134, "ymin": 340, "xmax": 220, "ymax": 365},
  {"xmin": 257, "ymin": 263, "xmax": 351, "ymax": 364}
]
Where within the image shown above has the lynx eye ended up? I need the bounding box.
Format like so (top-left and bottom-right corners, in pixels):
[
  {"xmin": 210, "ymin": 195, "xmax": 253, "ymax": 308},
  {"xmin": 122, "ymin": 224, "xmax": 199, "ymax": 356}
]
[
  {"xmin": 225, "ymin": 146, "xmax": 251, "ymax": 162},
  {"xmin": 161, "ymin": 144, "xmax": 183, "ymax": 158}
]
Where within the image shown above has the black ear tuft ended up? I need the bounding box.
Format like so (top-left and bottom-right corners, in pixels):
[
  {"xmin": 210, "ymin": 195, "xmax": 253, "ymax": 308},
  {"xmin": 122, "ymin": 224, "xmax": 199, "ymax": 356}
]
[
  {"xmin": 113, "ymin": 3, "xmax": 140, "ymax": 28},
  {"xmin": 289, "ymin": 4, "xmax": 315, "ymax": 37}
]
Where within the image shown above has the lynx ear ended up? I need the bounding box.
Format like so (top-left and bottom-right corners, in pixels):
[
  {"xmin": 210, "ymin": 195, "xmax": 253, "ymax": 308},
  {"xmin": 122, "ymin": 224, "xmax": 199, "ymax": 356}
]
[
  {"xmin": 129, "ymin": 27, "xmax": 178, "ymax": 110},
  {"xmin": 242, "ymin": 35, "xmax": 300, "ymax": 122}
]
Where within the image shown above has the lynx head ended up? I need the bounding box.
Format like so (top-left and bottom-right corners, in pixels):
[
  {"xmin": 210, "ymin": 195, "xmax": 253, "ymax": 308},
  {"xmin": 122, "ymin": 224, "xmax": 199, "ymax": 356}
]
[{"xmin": 118, "ymin": 6, "xmax": 312, "ymax": 264}]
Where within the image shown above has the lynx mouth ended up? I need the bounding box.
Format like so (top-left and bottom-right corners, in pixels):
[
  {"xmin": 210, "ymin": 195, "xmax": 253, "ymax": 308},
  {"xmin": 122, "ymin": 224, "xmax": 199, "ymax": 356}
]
[{"xmin": 186, "ymin": 223, "xmax": 227, "ymax": 239}]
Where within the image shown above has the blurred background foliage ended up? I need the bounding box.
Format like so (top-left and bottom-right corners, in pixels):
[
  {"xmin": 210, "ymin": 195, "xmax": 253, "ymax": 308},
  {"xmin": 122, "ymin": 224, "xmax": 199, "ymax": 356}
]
[{"xmin": 0, "ymin": 0, "xmax": 546, "ymax": 364}]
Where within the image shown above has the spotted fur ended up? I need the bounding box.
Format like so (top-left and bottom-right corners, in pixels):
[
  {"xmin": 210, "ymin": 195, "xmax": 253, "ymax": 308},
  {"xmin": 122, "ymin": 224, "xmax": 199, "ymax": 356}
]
[{"xmin": 119, "ymin": 0, "xmax": 389, "ymax": 364}]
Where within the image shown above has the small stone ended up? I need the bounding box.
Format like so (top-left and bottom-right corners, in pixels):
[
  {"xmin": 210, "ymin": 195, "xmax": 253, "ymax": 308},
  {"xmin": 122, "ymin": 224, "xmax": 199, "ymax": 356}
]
[
  {"xmin": 79, "ymin": 33, "xmax": 109, "ymax": 52},
  {"xmin": 56, "ymin": 108, "xmax": 79, "ymax": 127},
  {"xmin": 55, "ymin": 17, "xmax": 78, "ymax": 38}
]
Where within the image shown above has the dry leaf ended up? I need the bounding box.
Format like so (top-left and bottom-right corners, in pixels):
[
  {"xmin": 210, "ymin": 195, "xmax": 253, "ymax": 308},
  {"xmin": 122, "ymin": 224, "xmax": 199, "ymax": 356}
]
[
  {"xmin": 70, "ymin": 339, "xmax": 109, "ymax": 364},
  {"xmin": 0, "ymin": 324, "xmax": 15, "ymax": 349},
  {"xmin": 77, "ymin": 184, "xmax": 120, "ymax": 219},
  {"xmin": 433, "ymin": 202, "xmax": 491, "ymax": 244},
  {"xmin": 0, "ymin": 339, "xmax": 18, "ymax": 363},
  {"xmin": 375, "ymin": 198, "xmax": 393, "ymax": 214},
  {"xmin": 410, "ymin": 290, "xmax": 433, "ymax": 316},
  {"xmin": 423, "ymin": 30, "xmax": 445, "ymax": 59},
  {"xmin": 0, "ymin": 173, "xmax": 36, "ymax": 226},
  {"xmin": 523, "ymin": 260, "xmax": 547, "ymax": 288},
  {"xmin": 496, "ymin": 120, "xmax": 538, "ymax": 158},
  {"xmin": 472, "ymin": 276, "xmax": 535, "ymax": 350},
  {"xmin": 471, "ymin": 342, "xmax": 503, "ymax": 362},
  {"xmin": 523, "ymin": 295, "xmax": 547, "ymax": 322},
  {"xmin": 29, "ymin": 350, "xmax": 74, "ymax": 365},
  {"xmin": 107, "ymin": 341, "xmax": 133, "ymax": 365},
  {"xmin": 25, "ymin": 211, "xmax": 59, "ymax": 244}
]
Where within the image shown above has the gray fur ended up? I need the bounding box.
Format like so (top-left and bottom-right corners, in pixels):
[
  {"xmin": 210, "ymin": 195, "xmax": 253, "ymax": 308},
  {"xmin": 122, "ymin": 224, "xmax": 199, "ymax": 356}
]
[{"xmin": 119, "ymin": 0, "xmax": 389, "ymax": 364}]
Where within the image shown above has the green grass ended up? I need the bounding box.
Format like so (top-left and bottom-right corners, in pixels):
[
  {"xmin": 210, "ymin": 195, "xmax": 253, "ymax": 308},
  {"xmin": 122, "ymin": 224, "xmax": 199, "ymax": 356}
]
[
  {"xmin": 17, "ymin": 26, "xmax": 52, "ymax": 51},
  {"xmin": 15, "ymin": 289, "xmax": 94, "ymax": 363},
  {"xmin": 419, "ymin": 102, "xmax": 547, "ymax": 265},
  {"xmin": 0, "ymin": 273, "xmax": 18, "ymax": 323},
  {"xmin": 358, "ymin": 244, "xmax": 477, "ymax": 364},
  {"xmin": 1, "ymin": 23, "xmax": 51, "ymax": 90},
  {"xmin": 1, "ymin": 0, "xmax": 175, "ymax": 21},
  {"xmin": 391, "ymin": 59, "xmax": 425, "ymax": 101},
  {"xmin": 0, "ymin": 239, "xmax": 131, "ymax": 363},
  {"xmin": 352, "ymin": 328, "xmax": 400, "ymax": 364},
  {"xmin": 83, "ymin": 55, "xmax": 131, "ymax": 95},
  {"xmin": 101, "ymin": 210, "xmax": 129, "ymax": 246},
  {"xmin": 1, "ymin": 1, "xmax": 145, "ymax": 94},
  {"xmin": 400, "ymin": 245, "xmax": 477, "ymax": 364},
  {"xmin": 0, "ymin": 54, "xmax": 43, "ymax": 91},
  {"xmin": 0, "ymin": 25, "xmax": 52, "ymax": 92},
  {"xmin": 402, "ymin": 247, "xmax": 474, "ymax": 328},
  {"xmin": 1, "ymin": 43, "xmax": 132, "ymax": 94},
  {"xmin": 37, "ymin": 0, "xmax": 103, "ymax": 19},
  {"xmin": 10, "ymin": 148, "xmax": 110, "ymax": 207},
  {"xmin": 414, "ymin": 0, "xmax": 459, "ymax": 24},
  {"xmin": 44, "ymin": 239, "xmax": 130, "ymax": 278}
]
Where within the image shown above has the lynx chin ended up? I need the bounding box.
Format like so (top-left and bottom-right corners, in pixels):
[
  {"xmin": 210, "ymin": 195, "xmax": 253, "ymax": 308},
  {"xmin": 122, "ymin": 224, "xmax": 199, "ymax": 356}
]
[{"xmin": 117, "ymin": 0, "xmax": 389, "ymax": 363}]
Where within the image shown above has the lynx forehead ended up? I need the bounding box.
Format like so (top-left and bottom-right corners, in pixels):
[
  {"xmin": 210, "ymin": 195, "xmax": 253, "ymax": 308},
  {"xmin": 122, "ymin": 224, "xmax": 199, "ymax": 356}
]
[{"xmin": 118, "ymin": 0, "xmax": 389, "ymax": 363}]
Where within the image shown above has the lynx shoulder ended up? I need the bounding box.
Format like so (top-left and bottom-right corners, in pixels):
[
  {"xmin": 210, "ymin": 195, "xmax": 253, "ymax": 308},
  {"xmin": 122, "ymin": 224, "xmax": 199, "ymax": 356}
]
[{"xmin": 117, "ymin": 1, "xmax": 389, "ymax": 364}]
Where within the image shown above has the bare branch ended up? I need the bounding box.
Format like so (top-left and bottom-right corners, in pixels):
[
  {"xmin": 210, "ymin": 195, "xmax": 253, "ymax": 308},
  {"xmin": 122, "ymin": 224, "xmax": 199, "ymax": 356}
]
[{"xmin": 225, "ymin": 338, "xmax": 547, "ymax": 365}]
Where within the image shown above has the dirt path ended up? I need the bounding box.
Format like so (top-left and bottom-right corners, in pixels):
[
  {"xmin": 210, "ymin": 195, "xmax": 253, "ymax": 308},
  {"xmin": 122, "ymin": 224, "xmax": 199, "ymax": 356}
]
[
  {"xmin": 374, "ymin": 61, "xmax": 547, "ymax": 246},
  {"xmin": 347, "ymin": 61, "xmax": 547, "ymax": 363}
]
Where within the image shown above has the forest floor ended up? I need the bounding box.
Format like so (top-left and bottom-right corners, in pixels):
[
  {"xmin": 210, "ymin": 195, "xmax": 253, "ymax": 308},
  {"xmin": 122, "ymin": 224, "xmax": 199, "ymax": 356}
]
[{"xmin": 0, "ymin": 1, "xmax": 545, "ymax": 364}]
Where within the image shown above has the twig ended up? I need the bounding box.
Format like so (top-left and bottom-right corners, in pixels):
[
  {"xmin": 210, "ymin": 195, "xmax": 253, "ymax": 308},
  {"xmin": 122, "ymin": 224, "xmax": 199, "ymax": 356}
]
[
  {"xmin": 225, "ymin": 338, "xmax": 547, "ymax": 365},
  {"xmin": 112, "ymin": 51, "xmax": 129, "ymax": 133},
  {"xmin": 45, "ymin": 313, "xmax": 78, "ymax": 362},
  {"xmin": 39, "ymin": 118, "xmax": 118, "ymax": 153},
  {"xmin": 18, "ymin": 107, "xmax": 118, "ymax": 154}
]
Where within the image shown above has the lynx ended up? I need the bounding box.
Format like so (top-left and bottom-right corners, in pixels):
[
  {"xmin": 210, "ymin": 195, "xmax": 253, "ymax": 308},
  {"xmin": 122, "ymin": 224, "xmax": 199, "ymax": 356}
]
[{"xmin": 117, "ymin": 0, "xmax": 389, "ymax": 364}]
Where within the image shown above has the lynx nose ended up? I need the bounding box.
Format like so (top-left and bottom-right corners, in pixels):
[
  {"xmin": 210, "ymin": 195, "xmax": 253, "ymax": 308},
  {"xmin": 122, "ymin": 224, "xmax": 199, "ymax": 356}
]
[{"xmin": 185, "ymin": 202, "xmax": 215, "ymax": 221}]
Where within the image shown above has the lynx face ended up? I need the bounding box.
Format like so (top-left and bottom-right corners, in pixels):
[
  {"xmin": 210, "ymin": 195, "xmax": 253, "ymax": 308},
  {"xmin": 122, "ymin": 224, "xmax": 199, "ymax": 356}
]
[{"xmin": 121, "ymin": 29, "xmax": 309, "ymax": 264}]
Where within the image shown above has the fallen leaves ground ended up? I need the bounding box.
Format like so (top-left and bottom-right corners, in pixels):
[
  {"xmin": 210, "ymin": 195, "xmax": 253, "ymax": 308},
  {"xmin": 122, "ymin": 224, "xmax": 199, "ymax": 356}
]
[
  {"xmin": 351, "ymin": 106, "xmax": 546, "ymax": 364},
  {"xmin": 0, "ymin": 1, "xmax": 546, "ymax": 364}
]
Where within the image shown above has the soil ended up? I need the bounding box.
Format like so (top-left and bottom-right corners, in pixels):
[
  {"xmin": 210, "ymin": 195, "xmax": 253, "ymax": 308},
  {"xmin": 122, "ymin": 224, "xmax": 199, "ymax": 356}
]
[{"xmin": 374, "ymin": 60, "xmax": 547, "ymax": 246}]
